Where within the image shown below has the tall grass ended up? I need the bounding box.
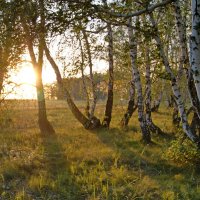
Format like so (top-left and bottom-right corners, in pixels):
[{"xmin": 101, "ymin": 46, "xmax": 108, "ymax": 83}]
[{"xmin": 0, "ymin": 100, "xmax": 199, "ymax": 200}]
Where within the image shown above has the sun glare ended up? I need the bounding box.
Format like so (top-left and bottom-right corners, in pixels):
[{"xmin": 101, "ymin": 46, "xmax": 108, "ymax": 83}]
[
  {"xmin": 6, "ymin": 65, "xmax": 37, "ymax": 99},
  {"xmin": 5, "ymin": 63, "xmax": 56, "ymax": 99},
  {"xmin": 18, "ymin": 65, "xmax": 36, "ymax": 86}
]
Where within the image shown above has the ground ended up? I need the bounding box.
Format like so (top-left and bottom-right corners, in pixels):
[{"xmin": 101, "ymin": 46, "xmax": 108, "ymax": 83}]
[{"xmin": 0, "ymin": 100, "xmax": 199, "ymax": 200}]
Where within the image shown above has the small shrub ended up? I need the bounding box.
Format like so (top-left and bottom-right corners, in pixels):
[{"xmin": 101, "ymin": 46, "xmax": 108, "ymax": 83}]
[
  {"xmin": 163, "ymin": 138, "xmax": 200, "ymax": 165},
  {"xmin": 162, "ymin": 190, "xmax": 175, "ymax": 200}
]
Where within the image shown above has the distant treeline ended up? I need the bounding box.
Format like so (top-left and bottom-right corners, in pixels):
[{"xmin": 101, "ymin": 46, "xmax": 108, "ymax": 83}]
[{"xmin": 44, "ymin": 73, "xmax": 107, "ymax": 101}]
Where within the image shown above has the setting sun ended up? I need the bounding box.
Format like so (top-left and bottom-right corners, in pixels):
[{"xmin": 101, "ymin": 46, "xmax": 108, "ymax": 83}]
[
  {"xmin": 18, "ymin": 65, "xmax": 36, "ymax": 86},
  {"xmin": 5, "ymin": 63, "xmax": 56, "ymax": 99}
]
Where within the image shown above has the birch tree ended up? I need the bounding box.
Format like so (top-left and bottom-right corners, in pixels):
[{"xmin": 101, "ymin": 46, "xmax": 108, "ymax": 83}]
[
  {"xmin": 78, "ymin": 37, "xmax": 90, "ymax": 118},
  {"xmin": 145, "ymin": 44, "xmax": 163, "ymax": 134},
  {"xmin": 82, "ymin": 29, "xmax": 97, "ymax": 119},
  {"xmin": 44, "ymin": 42, "xmax": 101, "ymax": 129},
  {"xmin": 128, "ymin": 17, "xmax": 151, "ymax": 143},
  {"xmin": 102, "ymin": 23, "xmax": 114, "ymax": 128},
  {"xmin": 120, "ymin": 80, "xmax": 137, "ymax": 129},
  {"xmin": 173, "ymin": 0, "xmax": 200, "ymax": 133},
  {"xmin": 149, "ymin": 12, "xmax": 200, "ymax": 145},
  {"xmin": 190, "ymin": 0, "xmax": 200, "ymax": 104}
]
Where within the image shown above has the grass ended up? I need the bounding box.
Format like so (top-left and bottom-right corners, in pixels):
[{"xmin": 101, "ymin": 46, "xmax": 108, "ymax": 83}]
[{"xmin": 0, "ymin": 100, "xmax": 200, "ymax": 199}]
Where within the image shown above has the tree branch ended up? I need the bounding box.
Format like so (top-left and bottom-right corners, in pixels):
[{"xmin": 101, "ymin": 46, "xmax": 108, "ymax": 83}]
[{"xmin": 93, "ymin": 0, "xmax": 174, "ymax": 18}]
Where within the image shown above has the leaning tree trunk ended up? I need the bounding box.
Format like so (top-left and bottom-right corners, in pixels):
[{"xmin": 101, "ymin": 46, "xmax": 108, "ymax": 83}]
[
  {"xmin": 120, "ymin": 80, "xmax": 137, "ymax": 129},
  {"xmin": 21, "ymin": 1, "xmax": 54, "ymax": 134},
  {"xmin": 82, "ymin": 29, "xmax": 97, "ymax": 119},
  {"xmin": 190, "ymin": 0, "xmax": 200, "ymax": 104},
  {"xmin": 44, "ymin": 43, "xmax": 101, "ymax": 129},
  {"xmin": 149, "ymin": 13, "xmax": 200, "ymax": 145},
  {"xmin": 145, "ymin": 46, "xmax": 163, "ymax": 134},
  {"xmin": 78, "ymin": 37, "xmax": 90, "ymax": 118},
  {"xmin": 185, "ymin": 1, "xmax": 200, "ymax": 120},
  {"xmin": 36, "ymin": 0, "xmax": 54, "ymax": 134},
  {"xmin": 102, "ymin": 23, "xmax": 114, "ymax": 128},
  {"xmin": 173, "ymin": 0, "xmax": 187, "ymax": 79},
  {"xmin": 34, "ymin": 65, "xmax": 54, "ymax": 133},
  {"xmin": 172, "ymin": 0, "xmax": 188, "ymax": 128},
  {"xmin": 173, "ymin": 0, "xmax": 200, "ymax": 131},
  {"xmin": 127, "ymin": 17, "xmax": 151, "ymax": 143}
]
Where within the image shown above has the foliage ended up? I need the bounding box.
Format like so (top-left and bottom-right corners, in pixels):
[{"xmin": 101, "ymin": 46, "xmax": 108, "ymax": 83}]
[{"xmin": 163, "ymin": 137, "xmax": 200, "ymax": 166}]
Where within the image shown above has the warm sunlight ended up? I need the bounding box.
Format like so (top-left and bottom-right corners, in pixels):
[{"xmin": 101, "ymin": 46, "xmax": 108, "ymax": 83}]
[
  {"xmin": 5, "ymin": 59, "xmax": 105, "ymax": 99},
  {"xmin": 5, "ymin": 63, "xmax": 56, "ymax": 99},
  {"xmin": 18, "ymin": 65, "xmax": 36, "ymax": 86}
]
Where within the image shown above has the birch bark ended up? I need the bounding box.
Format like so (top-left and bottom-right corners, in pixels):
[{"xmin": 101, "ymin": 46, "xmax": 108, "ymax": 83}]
[
  {"xmin": 82, "ymin": 29, "xmax": 97, "ymax": 119},
  {"xmin": 78, "ymin": 37, "xmax": 90, "ymax": 118},
  {"xmin": 120, "ymin": 80, "xmax": 137, "ymax": 129},
  {"xmin": 190, "ymin": 0, "xmax": 200, "ymax": 103},
  {"xmin": 128, "ymin": 17, "xmax": 151, "ymax": 143},
  {"xmin": 149, "ymin": 13, "xmax": 199, "ymax": 144},
  {"xmin": 145, "ymin": 45, "xmax": 163, "ymax": 134},
  {"xmin": 173, "ymin": 0, "xmax": 187, "ymax": 79},
  {"xmin": 102, "ymin": 23, "xmax": 114, "ymax": 128},
  {"xmin": 173, "ymin": 0, "xmax": 200, "ymax": 130}
]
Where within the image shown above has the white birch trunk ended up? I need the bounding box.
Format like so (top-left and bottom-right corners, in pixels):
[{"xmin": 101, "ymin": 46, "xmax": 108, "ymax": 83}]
[
  {"xmin": 78, "ymin": 37, "xmax": 90, "ymax": 118},
  {"xmin": 173, "ymin": 0, "xmax": 200, "ymax": 120},
  {"xmin": 82, "ymin": 30, "xmax": 97, "ymax": 119},
  {"xmin": 128, "ymin": 17, "xmax": 151, "ymax": 143},
  {"xmin": 145, "ymin": 46, "xmax": 152, "ymax": 124},
  {"xmin": 190, "ymin": 0, "xmax": 200, "ymax": 109},
  {"xmin": 145, "ymin": 45, "xmax": 163, "ymax": 134},
  {"xmin": 44, "ymin": 43, "xmax": 101, "ymax": 129},
  {"xmin": 120, "ymin": 60, "xmax": 137, "ymax": 128},
  {"xmin": 102, "ymin": 23, "xmax": 114, "ymax": 127},
  {"xmin": 173, "ymin": 0, "xmax": 188, "ymax": 72},
  {"xmin": 149, "ymin": 13, "xmax": 199, "ymax": 144}
]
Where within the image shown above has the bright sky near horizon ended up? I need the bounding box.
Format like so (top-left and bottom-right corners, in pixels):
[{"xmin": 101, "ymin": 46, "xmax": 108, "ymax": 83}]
[
  {"xmin": 4, "ymin": 31, "xmax": 108, "ymax": 100},
  {"xmin": 5, "ymin": 59, "xmax": 107, "ymax": 99},
  {"xmin": 5, "ymin": 62, "xmax": 56, "ymax": 99}
]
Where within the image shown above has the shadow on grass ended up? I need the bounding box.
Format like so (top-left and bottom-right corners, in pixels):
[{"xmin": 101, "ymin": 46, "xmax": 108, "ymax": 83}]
[
  {"xmin": 36, "ymin": 132, "xmax": 85, "ymax": 200},
  {"xmin": 153, "ymin": 131, "xmax": 176, "ymax": 140},
  {"xmin": 92, "ymin": 127, "xmax": 187, "ymax": 181}
]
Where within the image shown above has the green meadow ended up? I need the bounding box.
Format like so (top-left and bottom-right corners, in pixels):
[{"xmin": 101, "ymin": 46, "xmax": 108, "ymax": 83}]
[{"xmin": 0, "ymin": 100, "xmax": 199, "ymax": 200}]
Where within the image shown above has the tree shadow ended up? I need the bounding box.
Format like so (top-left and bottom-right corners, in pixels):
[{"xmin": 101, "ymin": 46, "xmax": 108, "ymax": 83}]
[
  {"xmin": 37, "ymin": 132, "xmax": 85, "ymax": 200},
  {"xmin": 92, "ymin": 127, "xmax": 191, "ymax": 183},
  {"xmin": 153, "ymin": 131, "xmax": 176, "ymax": 140}
]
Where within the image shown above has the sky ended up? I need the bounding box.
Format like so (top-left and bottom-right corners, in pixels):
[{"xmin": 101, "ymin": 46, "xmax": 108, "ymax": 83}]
[
  {"xmin": 4, "ymin": 28, "xmax": 108, "ymax": 99},
  {"xmin": 4, "ymin": 58, "xmax": 107, "ymax": 99}
]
